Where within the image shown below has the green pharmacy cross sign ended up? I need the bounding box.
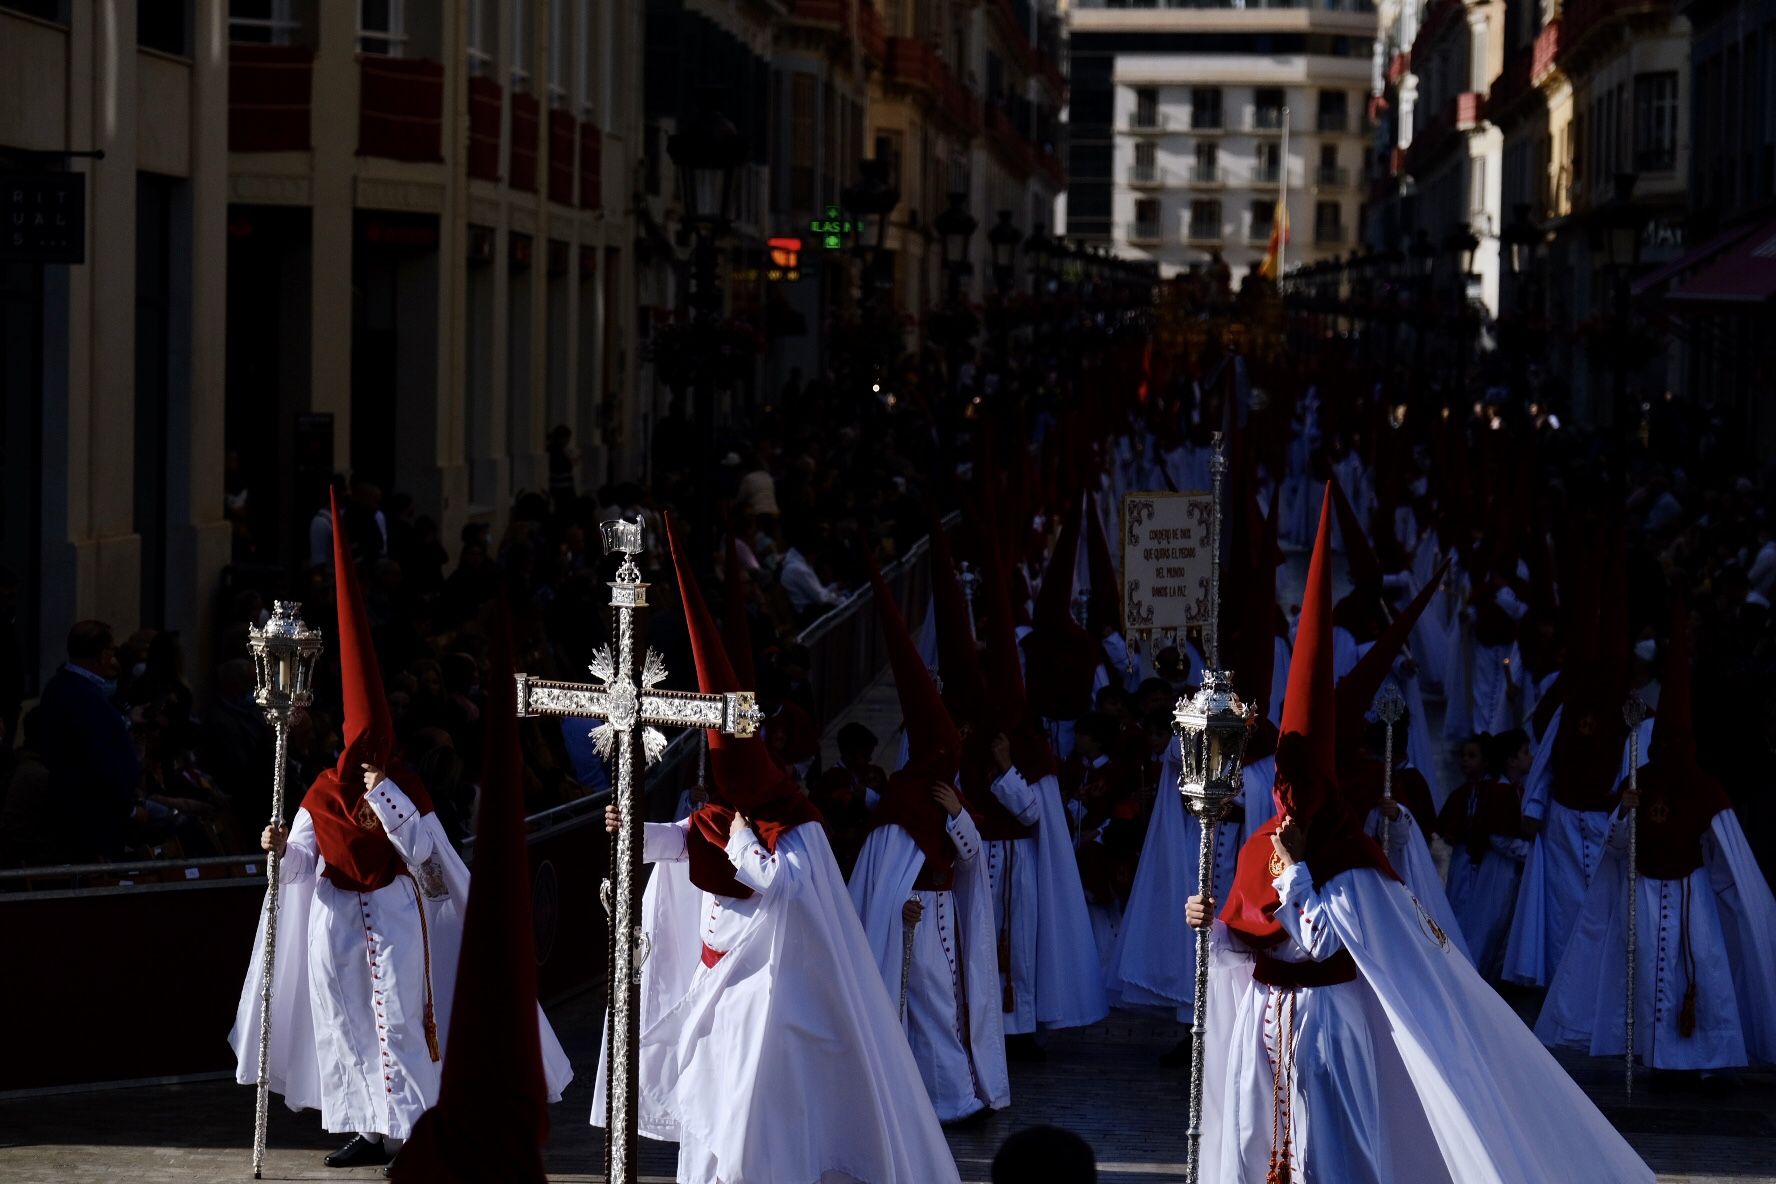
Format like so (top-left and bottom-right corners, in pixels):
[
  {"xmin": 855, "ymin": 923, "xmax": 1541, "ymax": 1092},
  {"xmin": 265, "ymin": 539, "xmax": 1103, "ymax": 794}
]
[{"xmin": 809, "ymin": 205, "xmax": 858, "ymax": 251}]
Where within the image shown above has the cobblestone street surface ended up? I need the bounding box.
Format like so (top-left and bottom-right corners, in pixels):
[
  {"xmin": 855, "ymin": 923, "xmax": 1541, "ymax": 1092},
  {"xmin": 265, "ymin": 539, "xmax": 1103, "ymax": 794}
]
[{"xmin": 0, "ymin": 986, "xmax": 1770, "ymax": 1183}]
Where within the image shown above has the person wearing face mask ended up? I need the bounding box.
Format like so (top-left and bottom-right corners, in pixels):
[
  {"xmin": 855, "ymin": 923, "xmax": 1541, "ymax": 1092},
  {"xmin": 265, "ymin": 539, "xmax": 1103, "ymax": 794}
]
[{"xmin": 34, "ymin": 620, "xmax": 143, "ymax": 860}]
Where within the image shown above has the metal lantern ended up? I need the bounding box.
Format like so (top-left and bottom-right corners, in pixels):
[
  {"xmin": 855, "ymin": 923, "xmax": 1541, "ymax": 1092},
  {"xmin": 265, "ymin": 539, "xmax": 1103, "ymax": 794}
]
[
  {"xmin": 667, "ymin": 87, "xmax": 746, "ymax": 228},
  {"xmin": 247, "ymin": 601, "xmax": 324, "ymax": 718},
  {"xmin": 1173, "ymin": 669, "xmax": 1256, "ymax": 823},
  {"xmin": 244, "ymin": 599, "xmax": 324, "ymax": 1179},
  {"xmin": 934, "ymin": 191, "xmax": 978, "ymax": 278}
]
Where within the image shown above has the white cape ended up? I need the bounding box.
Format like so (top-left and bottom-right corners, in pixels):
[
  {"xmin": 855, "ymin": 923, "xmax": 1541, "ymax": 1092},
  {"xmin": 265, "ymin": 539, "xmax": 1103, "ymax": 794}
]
[
  {"xmin": 1200, "ymin": 865, "xmax": 1655, "ymax": 1183},
  {"xmin": 1022, "ymin": 770, "xmax": 1109, "ymax": 1030},
  {"xmin": 1104, "ymin": 748, "xmax": 1271, "ymax": 1019},
  {"xmin": 1538, "ymin": 808, "xmax": 1776, "ymax": 1070},
  {"xmin": 1368, "ymin": 802, "xmax": 1471, "ymax": 963},
  {"xmin": 595, "ymin": 822, "xmax": 960, "ymax": 1184},
  {"xmin": 849, "ymin": 820, "xmax": 1010, "ymax": 1119},
  {"xmin": 229, "ymin": 804, "xmax": 572, "ymax": 1138}
]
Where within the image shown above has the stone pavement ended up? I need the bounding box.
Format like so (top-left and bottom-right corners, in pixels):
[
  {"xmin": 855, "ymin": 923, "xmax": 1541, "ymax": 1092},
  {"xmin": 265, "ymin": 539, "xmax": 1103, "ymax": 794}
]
[{"xmin": 0, "ymin": 986, "xmax": 1770, "ymax": 1183}]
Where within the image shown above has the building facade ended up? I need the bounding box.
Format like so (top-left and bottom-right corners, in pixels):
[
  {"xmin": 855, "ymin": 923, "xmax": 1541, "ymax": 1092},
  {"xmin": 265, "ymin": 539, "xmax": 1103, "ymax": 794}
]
[
  {"xmin": 1066, "ymin": 0, "xmax": 1378, "ymax": 282},
  {"xmin": 2, "ymin": 0, "xmax": 233, "ymax": 697}
]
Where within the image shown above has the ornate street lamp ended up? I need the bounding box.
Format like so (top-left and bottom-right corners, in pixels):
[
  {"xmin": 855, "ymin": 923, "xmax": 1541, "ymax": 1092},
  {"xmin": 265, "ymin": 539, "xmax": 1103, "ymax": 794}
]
[
  {"xmin": 988, "ymin": 209, "xmax": 1023, "ymax": 297},
  {"xmin": 247, "ymin": 602, "xmax": 325, "ymax": 1179},
  {"xmin": 1024, "ymin": 224, "xmax": 1052, "ymax": 296},
  {"xmin": 667, "ymin": 87, "xmax": 745, "ymax": 232},
  {"xmin": 1597, "ymin": 172, "xmax": 1643, "ymax": 272},
  {"xmin": 934, "ymin": 191, "xmax": 978, "ymax": 301},
  {"xmin": 1502, "ymin": 202, "xmax": 1537, "ymax": 283}
]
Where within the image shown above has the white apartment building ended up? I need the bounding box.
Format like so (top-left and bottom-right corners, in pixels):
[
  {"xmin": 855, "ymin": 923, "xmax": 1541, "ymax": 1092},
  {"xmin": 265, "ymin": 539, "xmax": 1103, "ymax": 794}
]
[{"xmin": 1066, "ymin": 1, "xmax": 1380, "ymax": 281}]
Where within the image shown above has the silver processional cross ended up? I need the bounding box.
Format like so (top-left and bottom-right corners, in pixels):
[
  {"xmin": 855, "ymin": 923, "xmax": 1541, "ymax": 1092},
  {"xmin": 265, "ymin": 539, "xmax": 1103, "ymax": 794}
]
[{"xmin": 515, "ymin": 517, "xmax": 761, "ymax": 1184}]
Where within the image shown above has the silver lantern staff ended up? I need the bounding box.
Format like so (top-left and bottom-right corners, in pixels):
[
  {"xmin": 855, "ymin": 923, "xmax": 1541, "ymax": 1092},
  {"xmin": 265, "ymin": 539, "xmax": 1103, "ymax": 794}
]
[
  {"xmin": 1622, "ymin": 694, "xmax": 1649, "ymax": 1100},
  {"xmin": 514, "ymin": 517, "xmax": 762, "ymax": 1184},
  {"xmin": 1374, "ymin": 683, "xmax": 1406, "ymax": 850},
  {"xmin": 958, "ymin": 560, "xmax": 980, "ymax": 640},
  {"xmin": 1175, "ymin": 430, "xmax": 1256, "ymax": 1184},
  {"xmin": 246, "ymin": 602, "xmax": 324, "ymax": 1179}
]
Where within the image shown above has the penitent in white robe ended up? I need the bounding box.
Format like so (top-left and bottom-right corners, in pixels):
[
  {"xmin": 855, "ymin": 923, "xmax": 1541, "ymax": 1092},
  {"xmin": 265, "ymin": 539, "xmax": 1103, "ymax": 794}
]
[
  {"xmin": 230, "ymin": 778, "xmax": 573, "ymax": 1140},
  {"xmin": 1504, "ymin": 713, "xmax": 1653, "ymax": 987},
  {"xmin": 850, "ymin": 811, "xmax": 1010, "ymax": 1122},
  {"xmin": 1105, "ymin": 748, "xmax": 1274, "ymax": 1022},
  {"xmin": 985, "ymin": 766, "xmax": 1107, "ymax": 1034},
  {"xmin": 1200, "ymin": 861, "xmax": 1656, "ymax": 1184},
  {"xmin": 593, "ymin": 819, "xmax": 959, "ymax": 1184},
  {"xmin": 1537, "ymin": 806, "xmax": 1776, "ymax": 1071},
  {"xmin": 1443, "ymin": 821, "xmax": 1530, "ymax": 981}
]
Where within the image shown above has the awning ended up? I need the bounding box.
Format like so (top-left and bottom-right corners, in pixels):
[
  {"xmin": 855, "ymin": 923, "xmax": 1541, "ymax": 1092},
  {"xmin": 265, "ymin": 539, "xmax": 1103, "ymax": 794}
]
[
  {"xmin": 1669, "ymin": 218, "xmax": 1776, "ymax": 304},
  {"xmin": 1632, "ymin": 221, "xmax": 1759, "ymax": 298}
]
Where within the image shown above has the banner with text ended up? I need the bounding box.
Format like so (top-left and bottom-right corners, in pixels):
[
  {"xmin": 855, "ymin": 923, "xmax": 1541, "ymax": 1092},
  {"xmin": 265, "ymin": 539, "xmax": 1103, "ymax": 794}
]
[{"xmin": 1122, "ymin": 491, "xmax": 1213, "ymax": 634}]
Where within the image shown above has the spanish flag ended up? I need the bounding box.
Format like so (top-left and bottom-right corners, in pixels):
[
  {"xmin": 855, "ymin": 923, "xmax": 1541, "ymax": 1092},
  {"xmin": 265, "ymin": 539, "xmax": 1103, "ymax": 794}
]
[{"xmin": 1257, "ymin": 197, "xmax": 1290, "ymax": 278}]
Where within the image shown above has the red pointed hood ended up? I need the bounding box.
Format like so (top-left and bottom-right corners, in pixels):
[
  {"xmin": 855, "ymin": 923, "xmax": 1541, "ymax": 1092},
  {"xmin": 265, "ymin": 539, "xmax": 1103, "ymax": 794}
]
[
  {"xmin": 1335, "ymin": 556, "xmax": 1453, "ymax": 761},
  {"xmin": 1634, "ymin": 592, "xmax": 1729, "ymax": 879},
  {"xmin": 722, "ymin": 530, "xmax": 757, "ymax": 688},
  {"xmin": 1329, "ymin": 473, "xmax": 1383, "ymax": 594},
  {"xmin": 332, "ymin": 488, "xmax": 395, "ymax": 778},
  {"xmin": 870, "ymin": 555, "xmax": 962, "ymax": 785},
  {"xmin": 666, "ymin": 514, "xmax": 820, "ymax": 897},
  {"xmin": 391, "ymin": 601, "xmax": 548, "ymax": 1184},
  {"xmin": 1220, "ymin": 486, "xmax": 1397, "ymax": 946},
  {"xmin": 1024, "ymin": 492, "xmax": 1105, "ymax": 720},
  {"xmin": 929, "ymin": 520, "xmax": 989, "ymax": 727},
  {"xmin": 1275, "ymin": 488, "xmax": 1339, "ymax": 821},
  {"xmin": 1084, "ymin": 494, "xmax": 1121, "ymax": 635},
  {"xmin": 1034, "ymin": 491, "xmax": 1082, "ymax": 629}
]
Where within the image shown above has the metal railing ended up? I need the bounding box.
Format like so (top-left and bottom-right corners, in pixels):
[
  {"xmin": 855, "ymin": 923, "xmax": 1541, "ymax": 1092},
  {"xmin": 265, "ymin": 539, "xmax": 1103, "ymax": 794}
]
[
  {"xmin": 1129, "ymin": 221, "xmax": 1164, "ymax": 244},
  {"xmin": 1252, "ymin": 108, "xmax": 1287, "ymax": 131},
  {"xmin": 1187, "ymin": 221, "xmax": 1224, "ymax": 243},
  {"xmin": 1315, "ymin": 222, "xmax": 1348, "ymax": 244},
  {"xmin": 0, "ymin": 515, "xmax": 956, "ymax": 890},
  {"xmin": 1129, "ymin": 162, "xmax": 1168, "ymax": 186},
  {"xmin": 1189, "ymin": 163, "xmax": 1222, "ymax": 185},
  {"xmin": 1316, "ymin": 165, "xmax": 1349, "ymax": 187},
  {"xmin": 1253, "ymin": 162, "xmax": 1283, "ymax": 185}
]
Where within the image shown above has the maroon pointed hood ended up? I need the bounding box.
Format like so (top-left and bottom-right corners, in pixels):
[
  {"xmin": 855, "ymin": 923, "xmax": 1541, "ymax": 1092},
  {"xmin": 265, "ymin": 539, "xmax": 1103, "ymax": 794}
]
[
  {"xmin": 869, "ymin": 555, "xmax": 962, "ymax": 785},
  {"xmin": 391, "ymin": 601, "xmax": 548, "ymax": 1184},
  {"xmin": 1633, "ymin": 593, "xmax": 1729, "ymax": 880}
]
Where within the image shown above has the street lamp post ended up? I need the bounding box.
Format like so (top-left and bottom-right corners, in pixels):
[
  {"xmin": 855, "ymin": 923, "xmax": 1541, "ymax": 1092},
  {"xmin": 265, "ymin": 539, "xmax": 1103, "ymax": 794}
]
[
  {"xmin": 666, "ymin": 87, "xmax": 744, "ymax": 557},
  {"xmin": 841, "ymin": 157, "xmax": 902, "ymax": 383},
  {"xmin": 934, "ymin": 191, "xmax": 978, "ymax": 304},
  {"xmin": 988, "ymin": 209, "xmax": 1023, "ymax": 298},
  {"xmin": 1595, "ymin": 172, "xmax": 1643, "ymax": 433}
]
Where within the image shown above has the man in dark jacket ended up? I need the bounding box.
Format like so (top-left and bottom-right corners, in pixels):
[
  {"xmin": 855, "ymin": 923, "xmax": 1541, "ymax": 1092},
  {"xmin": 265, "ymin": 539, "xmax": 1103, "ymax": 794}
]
[{"xmin": 34, "ymin": 621, "xmax": 142, "ymax": 859}]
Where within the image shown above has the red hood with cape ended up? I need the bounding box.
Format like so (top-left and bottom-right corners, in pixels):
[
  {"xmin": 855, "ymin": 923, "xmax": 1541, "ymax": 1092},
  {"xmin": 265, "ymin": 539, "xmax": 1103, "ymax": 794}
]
[
  {"xmin": 1220, "ymin": 487, "xmax": 1397, "ymax": 948},
  {"xmin": 665, "ymin": 514, "xmax": 821, "ymax": 898},
  {"xmin": 304, "ymin": 489, "xmax": 435, "ymax": 894}
]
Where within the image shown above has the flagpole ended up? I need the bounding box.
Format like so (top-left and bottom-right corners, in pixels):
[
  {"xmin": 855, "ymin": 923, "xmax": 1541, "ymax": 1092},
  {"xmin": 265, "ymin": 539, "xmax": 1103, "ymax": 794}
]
[{"xmin": 1278, "ymin": 107, "xmax": 1290, "ymax": 280}]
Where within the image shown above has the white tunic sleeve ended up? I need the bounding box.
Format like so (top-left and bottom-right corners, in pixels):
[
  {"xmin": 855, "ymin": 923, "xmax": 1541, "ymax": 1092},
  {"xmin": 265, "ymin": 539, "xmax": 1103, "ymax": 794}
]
[
  {"xmin": 1273, "ymin": 862, "xmax": 1348, "ymax": 960},
  {"xmin": 989, "ymin": 769, "xmax": 1042, "ymax": 827},
  {"xmin": 725, "ymin": 827, "xmax": 807, "ymax": 898},
  {"xmin": 946, "ymin": 810, "xmax": 982, "ymax": 864},
  {"xmin": 363, "ymin": 777, "xmax": 435, "ymax": 865},
  {"xmin": 277, "ymin": 808, "xmax": 319, "ymax": 883},
  {"xmin": 644, "ymin": 819, "xmax": 690, "ymax": 863}
]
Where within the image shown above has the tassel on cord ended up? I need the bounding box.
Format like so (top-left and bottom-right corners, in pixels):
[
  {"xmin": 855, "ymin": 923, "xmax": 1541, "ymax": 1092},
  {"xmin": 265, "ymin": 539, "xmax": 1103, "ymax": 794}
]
[{"xmin": 404, "ymin": 870, "xmax": 442, "ymax": 1062}]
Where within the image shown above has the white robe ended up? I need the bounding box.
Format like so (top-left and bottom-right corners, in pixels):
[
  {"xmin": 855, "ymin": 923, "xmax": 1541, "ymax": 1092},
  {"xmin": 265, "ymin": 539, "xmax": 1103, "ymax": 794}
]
[
  {"xmin": 593, "ymin": 819, "xmax": 959, "ymax": 1184},
  {"xmin": 982, "ymin": 769, "xmax": 1043, "ymax": 1035},
  {"xmin": 1200, "ymin": 862, "xmax": 1656, "ymax": 1184},
  {"xmin": 998, "ymin": 767, "xmax": 1108, "ymax": 1032},
  {"xmin": 1537, "ymin": 807, "xmax": 1776, "ymax": 1071},
  {"xmin": 1365, "ymin": 802, "xmax": 1471, "ymax": 963},
  {"xmin": 1504, "ymin": 715, "xmax": 1653, "ymax": 987},
  {"xmin": 1105, "ymin": 749, "xmax": 1273, "ymax": 1022},
  {"xmin": 849, "ymin": 812, "xmax": 1010, "ymax": 1122},
  {"xmin": 1442, "ymin": 798, "xmax": 1530, "ymax": 982},
  {"xmin": 229, "ymin": 781, "xmax": 573, "ymax": 1140}
]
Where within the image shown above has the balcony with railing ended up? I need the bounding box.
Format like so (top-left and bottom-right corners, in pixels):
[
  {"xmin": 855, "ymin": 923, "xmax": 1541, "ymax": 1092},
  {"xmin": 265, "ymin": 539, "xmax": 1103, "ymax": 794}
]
[
  {"xmin": 1129, "ymin": 111, "xmax": 1172, "ymax": 133},
  {"xmin": 1315, "ymin": 221, "xmax": 1347, "ymax": 245},
  {"xmin": 1128, "ymin": 220, "xmax": 1164, "ymax": 245},
  {"xmin": 1187, "ymin": 217, "xmax": 1222, "ymax": 244},
  {"xmin": 1404, "ymin": 90, "xmax": 1480, "ymax": 176},
  {"xmin": 1316, "ymin": 111, "xmax": 1348, "ymax": 133},
  {"xmin": 1252, "ymin": 107, "xmax": 1287, "ymax": 132},
  {"xmin": 358, "ymin": 55, "xmax": 445, "ymax": 163},
  {"xmin": 1252, "ymin": 161, "xmax": 1284, "ymax": 186},
  {"xmin": 1187, "ymin": 162, "xmax": 1222, "ymax": 186},
  {"xmin": 885, "ymin": 37, "xmax": 981, "ymax": 135},
  {"xmin": 1315, "ymin": 165, "xmax": 1349, "ymax": 189},
  {"xmin": 466, "ymin": 75, "xmax": 502, "ymax": 180},
  {"xmin": 229, "ymin": 44, "xmax": 314, "ymax": 152},
  {"xmin": 1249, "ymin": 218, "xmax": 1274, "ymax": 245},
  {"xmin": 1129, "ymin": 162, "xmax": 1169, "ymax": 188}
]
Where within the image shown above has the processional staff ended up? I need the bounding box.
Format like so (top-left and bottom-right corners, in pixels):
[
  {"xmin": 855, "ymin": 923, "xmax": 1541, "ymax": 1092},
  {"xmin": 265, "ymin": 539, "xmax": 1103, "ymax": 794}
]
[
  {"xmin": 1623, "ymin": 694, "xmax": 1650, "ymax": 1100},
  {"xmin": 1174, "ymin": 433, "xmax": 1256, "ymax": 1184},
  {"xmin": 1374, "ymin": 683, "xmax": 1407, "ymax": 850},
  {"xmin": 515, "ymin": 518, "xmax": 762, "ymax": 1184},
  {"xmin": 245, "ymin": 603, "xmax": 325, "ymax": 1179}
]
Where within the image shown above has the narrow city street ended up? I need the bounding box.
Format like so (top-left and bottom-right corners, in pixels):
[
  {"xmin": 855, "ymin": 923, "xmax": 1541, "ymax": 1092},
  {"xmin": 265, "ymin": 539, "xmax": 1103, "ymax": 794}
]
[{"xmin": 1, "ymin": 990, "xmax": 1771, "ymax": 1183}]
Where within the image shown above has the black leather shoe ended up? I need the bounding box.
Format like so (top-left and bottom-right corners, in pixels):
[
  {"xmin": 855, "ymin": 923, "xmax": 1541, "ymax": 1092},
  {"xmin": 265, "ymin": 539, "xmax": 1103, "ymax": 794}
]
[{"xmin": 324, "ymin": 1135, "xmax": 389, "ymax": 1168}]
